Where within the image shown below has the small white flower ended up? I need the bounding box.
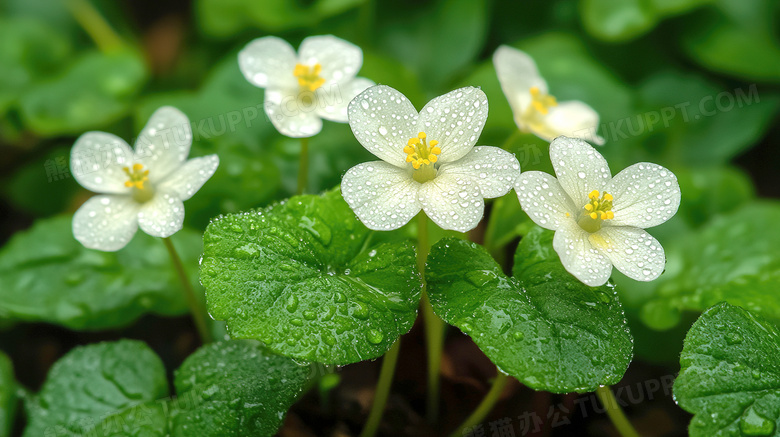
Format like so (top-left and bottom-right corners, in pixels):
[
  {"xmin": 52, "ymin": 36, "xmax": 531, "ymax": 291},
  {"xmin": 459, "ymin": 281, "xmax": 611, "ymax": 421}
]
[
  {"xmin": 238, "ymin": 35, "xmax": 375, "ymax": 138},
  {"xmin": 70, "ymin": 106, "xmax": 219, "ymax": 252},
  {"xmin": 342, "ymin": 85, "xmax": 521, "ymax": 232},
  {"xmin": 493, "ymin": 45, "xmax": 605, "ymax": 145},
  {"xmin": 515, "ymin": 136, "xmax": 680, "ymax": 286}
]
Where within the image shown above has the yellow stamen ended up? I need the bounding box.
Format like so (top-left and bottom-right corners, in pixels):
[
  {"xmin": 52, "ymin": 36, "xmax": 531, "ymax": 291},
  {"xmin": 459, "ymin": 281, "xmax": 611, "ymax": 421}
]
[
  {"xmin": 578, "ymin": 190, "xmax": 615, "ymax": 233},
  {"xmin": 293, "ymin": 63, "xmax": 325, "ymax": 91},
  {"xmin": 405, "ymin": 131, "xmax": 440, "ymax": 183},
  {"xmin": 529, "ymin": 86, "xmax": 558, "ymax": 116}
]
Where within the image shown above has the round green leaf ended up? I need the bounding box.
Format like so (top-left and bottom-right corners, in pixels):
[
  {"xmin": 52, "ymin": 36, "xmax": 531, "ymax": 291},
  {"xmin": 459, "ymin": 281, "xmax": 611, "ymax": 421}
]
[
  {"xmin": 200, "ymin": 189, "xmax": 422, "ymax": 364},
  {"xmin": 20, "ymin": 48, "xmax": 148, "ymax": 136},
  {"xmin": 675, "ymin": 302, "xmax": 780, "ymax": 436},
  {"xmin": 425, "ymin": 227, "xmax": 633, "ymax": 393},
  {"xmin": 172, "ymin": 340, "xmax": 312, "ymax": 437},
  {"xmin": 0, "ymin": 215, "xmax": 201, "ymax": 330},
  {"xmin": 23, "ymin": 340, "xmax": 169, "ymax": 437},
  {"xmin": 0, "ymin": 352, "xmax": 17, "ymax": 437},
  {"xmin": 641, "ymin": 202, "xmax": 780, "ymax": 330}
]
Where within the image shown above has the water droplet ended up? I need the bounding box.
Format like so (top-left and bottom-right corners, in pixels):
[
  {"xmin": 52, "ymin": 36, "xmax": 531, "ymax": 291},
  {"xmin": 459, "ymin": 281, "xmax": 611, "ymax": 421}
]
[
  {"xmin": 366, "ymin": 328, "xmax": 384, "ymax": 344},
  {"xmin": 290, "ymin": 318, "xmax": 303, "ymax": 326},
  {"xmin": 739, "ymin": 405, "xmax": 776, "ymax": 436},
  {"xmin": 286, "ymin": 295, "xmax": 299, "ymax": 313},
  {"xmin": 725, "ymin": 332, "xmax": 743, "ymax": 345},
  {"xmin": 513, "ymin": 331, "xmax": 524, "ymax": 341},
  {"xmin": 353, "ymin": 301, "xmax": 369, "ymax": 320},
  {"xmin": 334, "ymin": 292, "xmax": 347, "ymax": 303},
  {"xmin": 461, "ymin": 322, "xmax": 473, "ymax": 333},
  {"xmin": 303, "ymin": 310, "xmax": 317, "ymax": 321}
]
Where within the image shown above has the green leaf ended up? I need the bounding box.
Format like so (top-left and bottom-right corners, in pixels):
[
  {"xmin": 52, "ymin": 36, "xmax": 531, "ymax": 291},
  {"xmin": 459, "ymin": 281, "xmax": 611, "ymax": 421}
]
[
  {"xmin": 641, "ymin": 202, "xmax": 780, "ymax": 330},
  {"xmin": 172, "ymin": 340, "xmax": 311, "ymax": 436},
  {"xmin": 0, "ymin": 352, "xmax": 17, "ymax": 437},
  {"xmin": 683, "ymin": 0, "xmax": 780, "ymax": 82},
  {"xmin": 637, "ymin": 71, "xmax": 780, "ymax": 166},
  {"xmin": 674, "ymin": 165, "xmax": 755, "ymax": 228},
  {"xmin": 136, "ymin": 54, "xmax": 275, "ymax": 150},
  {"xmin": 200, "ymin": 189, "xmax": 422, "ymax": 364},
  {"xmin": 377, "ymin": 0, "xmax": 488, "ymax": 91},
  {"xmin": 425, "ymin": 227, "xmax": 633, "ymax": 393},
  {"xmin": 0, "ymin": 16, "xmax": 71, "ymax": 116},
  {"xmin": 483, "ymin": 192, "xmax": 533, "ymax": 253},
  {"xmin": 20, "ymin": 48, "xmax": 148, "ymax": 136},
  {"xmin": 195, "ymin": 0, "xmax": 365, "ymax": 37},
  {"xmin": 581, "ymin": 0, "xmax": 713, "ymax": 42},
  {"xmin": 675, "ymin": 302, "xmax": 780, "ymax": 436},
  {"xmin": 23, "ymin": 340, "xmax": 169, "ymax": 437},
  {"xmin": 2, "ymin": 145, "xmax": 80, "ymax": 217},
  {"xmin": 0, "ymin": 215, "xmax": 201, "ymax": 330}
]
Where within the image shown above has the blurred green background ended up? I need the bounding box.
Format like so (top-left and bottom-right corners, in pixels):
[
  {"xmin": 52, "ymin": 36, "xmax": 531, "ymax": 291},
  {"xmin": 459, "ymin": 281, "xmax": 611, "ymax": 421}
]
[{"xmin": 1, "ymin": 0, "xmax": 779, "ymax": 435}]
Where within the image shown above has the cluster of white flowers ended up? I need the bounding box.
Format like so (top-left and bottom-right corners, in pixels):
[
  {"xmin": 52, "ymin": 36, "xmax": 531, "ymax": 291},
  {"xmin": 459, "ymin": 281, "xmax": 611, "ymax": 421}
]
[{"xmin": 69, "ymin": 36, "xmax": 679, "ymax": 287}]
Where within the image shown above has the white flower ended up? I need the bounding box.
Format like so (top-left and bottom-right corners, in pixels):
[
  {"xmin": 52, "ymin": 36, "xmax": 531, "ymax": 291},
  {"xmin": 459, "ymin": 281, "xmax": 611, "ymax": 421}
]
[
  {"xmin": 515, "ymin": 136, "xmax": 680, "ymax": 286},
  {"xmin": 70, "ymin": 106, "xmax": 219, "ymax": 252},
  {"xmin": 493, "ymin": 45, "xmax": 605, "ymax": 145},
  {"xmin": 238, "ymin": 34, "xmax": 375, "ymax": 138},
  {"xmin": 342, "ymin": 85, "xmax": 520, "ymax": 232}
]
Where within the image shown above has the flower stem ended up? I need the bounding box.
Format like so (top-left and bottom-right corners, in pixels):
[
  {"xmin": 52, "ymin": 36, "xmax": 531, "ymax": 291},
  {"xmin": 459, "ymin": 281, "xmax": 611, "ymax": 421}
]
[
  {"xmin": 296, "ymin": 137, "xmax": 309, "ymax": 195},
  {"xmin": 65, "ymin": 0, "xmax": 123, "ymax": 53},
  {"xmin": 595, "ymin": 385, "xmax": 640, "ymax": 437},
  {"xmin": 418, "ymin": 213, "xmax": 446, "ymax": 423},
  {"xmin": 499, "ymin": 129, "xmax": 522, "ymax": 151},
  {"xmin": 359, "ymin": 339, "xmax": 401, "ymax": 437},
  {"xmin": 449, "ymin": 370, "xmax": 509, "ymax": 437},
  {"xmin": 162, "ymin": 237, "xmax": 213, "ymax": 344}
]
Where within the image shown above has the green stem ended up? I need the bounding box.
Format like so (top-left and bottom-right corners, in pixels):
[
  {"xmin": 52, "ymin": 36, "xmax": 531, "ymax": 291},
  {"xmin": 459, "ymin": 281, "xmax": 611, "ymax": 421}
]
[
  {"xmin": 359, "ymin": 339, "xmax": 401, "ymax": 437},
  {"xmin": 595, "ymin": 386, "xmax": 640, "ymax": 437},
  {"xmin": 418, "ymin": 213, "xmax": 445, "ymax": 423},
  {"xmin": 66, "ymin": 0, "xmax": 123, "ymax": 53},
  {"xmin": 499, "ymin": 129, "xmax": 522, "ymax": 151},
  {"xmin": 449, "ymin": 371, "xmax": 509, "ymax": 437},
  {"xmin": 296, "ymin": 137, "xmax": 309, "ymax": 195},
  {"xmin": 162, "ymin": 237, "xmax": 213, "ymax": 344}
]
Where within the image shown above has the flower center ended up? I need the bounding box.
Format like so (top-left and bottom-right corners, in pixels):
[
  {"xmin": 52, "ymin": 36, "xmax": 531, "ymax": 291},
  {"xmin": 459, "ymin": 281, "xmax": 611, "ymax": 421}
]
[
  {"xmin": 123, "ymin": 163, "xmax": 154, "ymax": 203},
  {"xmin": 529, "ymin": 86, "xmax": 558, "ymax": 115},
  {"xmin": 293, "ymin": 63, "xmax": 325, "ymax": 92},
  {"xmin": 576, "ymin": 190, "xmax": 614, "ymax": 233},
  {"xmin": 404, "ymin": 132, "xmax": 441, "ymax": 183}
]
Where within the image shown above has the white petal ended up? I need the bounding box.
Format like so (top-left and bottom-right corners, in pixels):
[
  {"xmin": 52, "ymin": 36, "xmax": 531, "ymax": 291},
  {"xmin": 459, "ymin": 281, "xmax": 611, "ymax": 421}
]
[
  {"xmin": 515, "ymin": 171, "xmax": 577, "ymax": 231},
  {"xmin": 70, "ymin": 132, "xmax": 134, "ymax": 194},
  {"xmin": 315, "ymin": 77, "xmax": 375, "ymax": 122},
  {"xmin": 533, "ymin": 100, "xmax": 605, "ymax": 145},
  {"xmin": 418, "ymin": 173, "xmax": 485, "ymax": 232},
  {"xmin": 347, "ymin": 85, "xmax": 418, "ymax": 167},
  {"xmin": 553, "ymin": 219, "xmax": 613, "ymax": 287},
  {"xmin": 550, "ymin": 136, "xmax": 611, "ymax": 208},
  {"xmin": 238, "ymin": 36, "xmax": 298, "ymax": 89},
  {"xmin": 72, "ymin": 195, "xmax": 139, "ymax": 251},
  {"xmin": 134, "ymin": 106, "xmax": 192, "ymax": 181},
  {"xmin": 158, "ymin": 155, "xmax": 219, "ymax": 201},
  {"xmin": 264, "ymin": 89, "xmax": 323, "ymax": 138},
  {"xmin": 592, "ymin": 226, "xmax": 666, "ymax": 282},
  {"xmin": 493, "ymin": 45, "xmax": 547, "ymax": 116},
  {"xmin": 437, "ymin": 146, "xmax": 520, "ymax": 198},
  {"xmin": 298, "ymin": 35, "xmax": 363, "ymax": 85},
  {"xmin": 341, "ymin": 161, "xmax": 421, "ymax": 231},
  {"xmin": 606, "ymin": 163, "xmax": 681, "ymax": 228},
  {"xmin": 137, "ymin": 193, "xmax": 185, "ymax": 238},
  {"xmin": 417, "ymin": 87, "xmax": 488, "ymax": 163}
]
